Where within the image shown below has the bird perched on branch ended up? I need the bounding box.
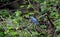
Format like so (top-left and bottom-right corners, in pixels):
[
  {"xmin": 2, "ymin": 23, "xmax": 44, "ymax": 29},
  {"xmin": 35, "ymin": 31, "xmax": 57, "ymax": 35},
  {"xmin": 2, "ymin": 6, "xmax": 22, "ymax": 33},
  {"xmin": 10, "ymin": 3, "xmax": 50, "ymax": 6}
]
[{"xmin": 29, "ymin": 16, "xmax": 38, "ymax": 28}]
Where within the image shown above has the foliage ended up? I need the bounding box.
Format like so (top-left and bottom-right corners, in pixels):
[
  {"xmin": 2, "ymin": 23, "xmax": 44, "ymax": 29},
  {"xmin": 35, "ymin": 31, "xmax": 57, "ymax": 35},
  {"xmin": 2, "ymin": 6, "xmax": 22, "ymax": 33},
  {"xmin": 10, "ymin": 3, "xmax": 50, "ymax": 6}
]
[{"xmin": 0, "ymin": 0, "xmax": 60, "ymax": 37}]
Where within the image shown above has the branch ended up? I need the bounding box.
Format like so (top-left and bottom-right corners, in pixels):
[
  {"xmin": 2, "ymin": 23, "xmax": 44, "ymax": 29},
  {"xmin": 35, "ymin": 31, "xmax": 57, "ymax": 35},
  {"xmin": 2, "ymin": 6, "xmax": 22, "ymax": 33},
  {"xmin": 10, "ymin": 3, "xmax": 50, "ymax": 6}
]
[
  {"xmin": 46, "ymin": 12, "xmax": 55, "ymax": 28},
  {"xmin": 46, "ymin": 12, "xmax": 56, "ymax": 37},
  {"xmin": 0, "ymin": 0, "xmax": 19, "ymax": 8}
]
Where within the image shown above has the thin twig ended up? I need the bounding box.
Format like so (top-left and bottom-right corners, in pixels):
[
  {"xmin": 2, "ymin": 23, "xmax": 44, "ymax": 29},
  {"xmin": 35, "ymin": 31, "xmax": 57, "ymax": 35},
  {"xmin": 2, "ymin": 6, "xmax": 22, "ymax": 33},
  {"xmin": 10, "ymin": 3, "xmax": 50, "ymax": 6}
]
[{"xmin": 0, "ymin": 0, "xmax": 19, "ymax": 8}]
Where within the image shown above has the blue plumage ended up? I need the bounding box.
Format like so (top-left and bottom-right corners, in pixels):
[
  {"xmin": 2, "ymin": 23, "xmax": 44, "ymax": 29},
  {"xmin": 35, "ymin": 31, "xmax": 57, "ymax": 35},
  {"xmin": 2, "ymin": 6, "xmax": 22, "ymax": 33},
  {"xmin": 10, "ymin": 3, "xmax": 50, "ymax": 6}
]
[{"xmin": 30, "ymin": 16, "xmax": 38, "ymax": 28}]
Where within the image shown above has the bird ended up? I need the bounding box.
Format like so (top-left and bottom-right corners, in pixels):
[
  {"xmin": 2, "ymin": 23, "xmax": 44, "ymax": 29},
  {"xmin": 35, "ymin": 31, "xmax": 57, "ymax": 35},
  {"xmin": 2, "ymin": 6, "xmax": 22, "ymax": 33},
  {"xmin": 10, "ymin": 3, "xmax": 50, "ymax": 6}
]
[{"xmin": 29, "ymin": 16, "xmax": 38, "ymax": 28}]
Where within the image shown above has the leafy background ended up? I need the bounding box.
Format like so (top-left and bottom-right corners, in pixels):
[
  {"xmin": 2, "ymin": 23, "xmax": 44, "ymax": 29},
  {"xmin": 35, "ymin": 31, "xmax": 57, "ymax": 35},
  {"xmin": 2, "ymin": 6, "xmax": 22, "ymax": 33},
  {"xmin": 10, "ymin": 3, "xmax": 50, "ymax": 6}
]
[{"xmin": 0, "ymin": 0, "xmax": 60, "ymax": 37}]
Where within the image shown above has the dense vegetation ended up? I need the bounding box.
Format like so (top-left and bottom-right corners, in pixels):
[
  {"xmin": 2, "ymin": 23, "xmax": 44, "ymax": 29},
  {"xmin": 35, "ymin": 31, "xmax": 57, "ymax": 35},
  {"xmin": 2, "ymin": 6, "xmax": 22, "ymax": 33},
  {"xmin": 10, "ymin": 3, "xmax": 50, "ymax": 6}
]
[{"xmin": 0, "ymin": 0, "xmax": 60, "ymax": 37}]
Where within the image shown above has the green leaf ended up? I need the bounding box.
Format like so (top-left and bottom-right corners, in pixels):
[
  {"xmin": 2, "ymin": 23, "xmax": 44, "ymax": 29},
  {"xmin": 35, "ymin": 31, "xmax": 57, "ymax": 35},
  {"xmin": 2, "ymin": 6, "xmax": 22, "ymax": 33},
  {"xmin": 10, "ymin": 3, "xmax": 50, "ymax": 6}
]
[
  {"xmin": 20, "ymin": 5, "xmax": 24, "ymax": 8},
  {"xmin": 27, "ymin": 5, "xmax": 32, "ymax": 8},
  {"xmin": 25, "ymin": 14, "xmax": 29, "ymax": 17},
  {"xmin": 57, "ymin": 34, "xmax": 60, "ymax": 37},
  {"xmin": 15, "ymin": 10, "xmax": 21, "ymax": 17}
]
